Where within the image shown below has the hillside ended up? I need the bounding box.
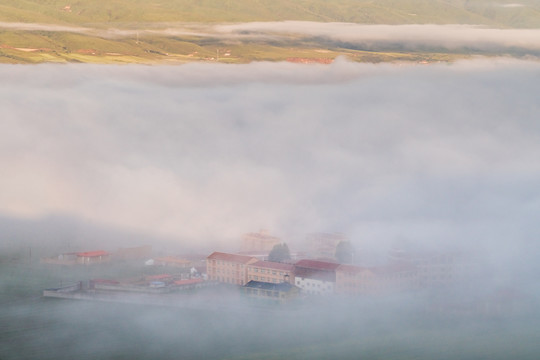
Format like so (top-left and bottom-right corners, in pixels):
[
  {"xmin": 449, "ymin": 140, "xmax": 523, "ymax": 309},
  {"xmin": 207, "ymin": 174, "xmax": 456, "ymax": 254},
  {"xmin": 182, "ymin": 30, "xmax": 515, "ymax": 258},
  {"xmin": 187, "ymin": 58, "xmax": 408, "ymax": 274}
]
[
  {"xmin": 2, "ymin": 0, "xmax": 540, "ymax": 27},
  {"xmin": 1, "ymin": 0, "xmax": 539, "ymax": 64}
]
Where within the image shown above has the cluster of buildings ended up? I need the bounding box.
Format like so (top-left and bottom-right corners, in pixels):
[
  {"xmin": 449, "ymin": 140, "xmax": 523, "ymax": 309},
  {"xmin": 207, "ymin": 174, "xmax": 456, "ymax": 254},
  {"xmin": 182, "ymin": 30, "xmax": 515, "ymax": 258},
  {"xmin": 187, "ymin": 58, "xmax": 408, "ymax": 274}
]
[
  {"xmin": 207, "ymin": 249, "xmax": 467, "ymax": 303},
  {"xmin": 40, "ymin": 231, "xmax": 471, "ymax": 306},
  {"xmin": 41, "ymin": 245, "xmax": 153, "ymax": 265}
]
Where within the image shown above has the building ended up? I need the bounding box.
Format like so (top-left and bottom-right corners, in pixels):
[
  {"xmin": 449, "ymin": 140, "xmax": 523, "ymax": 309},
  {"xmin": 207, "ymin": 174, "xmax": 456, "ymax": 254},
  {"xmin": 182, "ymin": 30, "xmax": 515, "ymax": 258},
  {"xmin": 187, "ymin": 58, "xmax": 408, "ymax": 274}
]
[
  {"xmin": 76, "ymin": 250, "xmax": 110, "ymax": 265},
  {"xmin": 241, "ymin": 230, "xmax": 281, "ymax": 253},
  {"xmin": 247, "ymin": 260, "xmax": 295, "ymax": 284},
  {"xmin": 206, "ymin": 252, "xmax": 258, "ymax": 285},
  {"xmin": 243, "ymin": 280, "xmax": 300, "ymax": 303},
  {"xmin": 293, "ymin": 259, "xmax": 340, "ymax": 295},
  {"xmin": 173, "ymin": 278, "xmax": 205, "ymax": 291},
  {"xmin": 335, "ymin": 264, "xmax": 377, "ymax": 295}
]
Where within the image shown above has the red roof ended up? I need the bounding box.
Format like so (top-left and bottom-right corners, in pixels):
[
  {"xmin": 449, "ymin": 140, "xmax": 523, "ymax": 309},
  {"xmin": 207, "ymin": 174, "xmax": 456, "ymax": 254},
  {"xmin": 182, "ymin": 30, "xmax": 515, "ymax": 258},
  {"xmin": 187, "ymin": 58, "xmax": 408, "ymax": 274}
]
[
  {"xmin": 207, "ymin": 252, "xmax": 257, "ymax": 264},
  {"xmin": 295, "ymin": 259, "xmax": 340, "ymax": 271},
  {"xmin": 76, "ymin": 250, "xmax": 108, "ymax": 257},
  {"xmin": 249, "ymin": 260, "xmax": 294, "ymax": 272}
]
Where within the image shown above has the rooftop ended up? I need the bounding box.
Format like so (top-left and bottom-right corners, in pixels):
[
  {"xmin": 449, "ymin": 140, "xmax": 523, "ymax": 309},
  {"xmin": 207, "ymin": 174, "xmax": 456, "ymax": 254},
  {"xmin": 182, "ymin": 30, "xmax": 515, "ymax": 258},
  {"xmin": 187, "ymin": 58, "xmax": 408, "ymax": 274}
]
[
  {"xmin": 295, "ymin": 267, "xmax": 336, "ymax": 282},
  {"xmin": 207, "ymin": 251, "xmax": 257, "ymax": 264},
  {"xmin": 76, "ymin": 250, "xmax": 108, "ymax": 257},
  {"xmin": 249, "ymin": 260, "xmax": 294, "ymax": 272},
  {"xmin": 295, "ymin": 259, "xmax": 340, "ymax": 271}
]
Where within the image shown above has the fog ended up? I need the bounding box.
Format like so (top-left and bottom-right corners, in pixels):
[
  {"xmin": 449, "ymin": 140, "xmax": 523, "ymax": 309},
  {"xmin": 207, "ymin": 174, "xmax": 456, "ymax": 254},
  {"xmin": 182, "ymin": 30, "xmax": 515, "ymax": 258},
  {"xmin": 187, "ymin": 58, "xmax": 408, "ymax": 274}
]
[
  {"xmin": 2, "ymin": 59, "xmax": 539, "ymax": 251},
  {"xmin": 1, "ymin": 59, "xmax": 540, "ymax": 359},
  {"xmin": 211, "ymin": 22, "xmax": 540, "ymax": 52},
  {"xmin": 2, "ymin": 21, "xmax": 540, "ymax": 54}
]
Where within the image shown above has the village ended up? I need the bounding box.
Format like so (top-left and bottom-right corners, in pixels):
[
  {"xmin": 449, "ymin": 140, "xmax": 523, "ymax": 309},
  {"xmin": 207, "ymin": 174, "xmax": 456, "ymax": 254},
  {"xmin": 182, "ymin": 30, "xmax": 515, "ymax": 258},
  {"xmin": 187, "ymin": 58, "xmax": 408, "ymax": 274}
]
[{"xmin": 40, "ymin": 230, "xmax": 520, "ymax": 316}]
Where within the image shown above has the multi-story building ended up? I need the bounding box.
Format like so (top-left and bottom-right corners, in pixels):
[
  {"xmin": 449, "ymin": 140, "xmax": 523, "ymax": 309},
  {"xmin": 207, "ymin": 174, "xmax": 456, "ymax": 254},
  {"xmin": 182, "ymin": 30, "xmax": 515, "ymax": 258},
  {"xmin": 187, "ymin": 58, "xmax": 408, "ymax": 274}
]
[
  {"xmin": 247, "ymin": 260, "xmax": 295, "ymax": 284},
  {"xmin": 206, "ymin": 252, "xmax": 258, "ymax": 285},
  {"xmin": 293, "ymin": 259, "xmax": 340, "ymax": 295}
]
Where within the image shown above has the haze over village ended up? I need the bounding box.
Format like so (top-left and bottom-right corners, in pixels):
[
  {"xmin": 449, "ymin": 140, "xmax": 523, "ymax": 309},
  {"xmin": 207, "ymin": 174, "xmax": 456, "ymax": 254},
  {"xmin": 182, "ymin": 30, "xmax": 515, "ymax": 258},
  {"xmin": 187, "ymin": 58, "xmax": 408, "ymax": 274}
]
[{"xmin": 1, "ymin": 1, "xmax": 540, "ymax": 359}]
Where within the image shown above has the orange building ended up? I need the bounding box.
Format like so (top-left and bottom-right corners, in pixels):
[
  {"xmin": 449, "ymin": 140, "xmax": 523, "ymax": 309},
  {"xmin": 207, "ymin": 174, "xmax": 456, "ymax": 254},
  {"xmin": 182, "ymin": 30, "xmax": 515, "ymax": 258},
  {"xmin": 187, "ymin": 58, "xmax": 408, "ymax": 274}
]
[
  {"xmin": 247, "ymin": 260, "xmax": 295, "ymax": 284},
  {"xmin": 206, "ymin": 252, "xmax": 258, "ymax": 285}
]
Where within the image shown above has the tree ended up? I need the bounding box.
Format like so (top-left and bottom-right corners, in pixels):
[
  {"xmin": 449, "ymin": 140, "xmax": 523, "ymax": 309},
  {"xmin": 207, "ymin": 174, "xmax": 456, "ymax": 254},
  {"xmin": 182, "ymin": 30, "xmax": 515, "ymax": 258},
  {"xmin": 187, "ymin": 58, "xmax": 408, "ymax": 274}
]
[
  {"xmin": 268, "ymin": 243, "xmax": 291, "ymax": 262},
  {"xmin": 335, "ymin": 241, "xmax": 355, "ymax": 264}
]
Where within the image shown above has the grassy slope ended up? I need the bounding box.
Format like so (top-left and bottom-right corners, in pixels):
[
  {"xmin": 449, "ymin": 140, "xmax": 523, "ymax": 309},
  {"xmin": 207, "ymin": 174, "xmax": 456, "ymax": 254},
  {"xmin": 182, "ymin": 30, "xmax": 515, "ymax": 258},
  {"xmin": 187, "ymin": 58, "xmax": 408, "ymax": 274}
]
[
  {"xmin": 0, "ymin": 0, "xmax": 538, "ymax": 63},
  {"xmin": 1, "ymin": 0, "xmax": 539, "ymax": 27}
]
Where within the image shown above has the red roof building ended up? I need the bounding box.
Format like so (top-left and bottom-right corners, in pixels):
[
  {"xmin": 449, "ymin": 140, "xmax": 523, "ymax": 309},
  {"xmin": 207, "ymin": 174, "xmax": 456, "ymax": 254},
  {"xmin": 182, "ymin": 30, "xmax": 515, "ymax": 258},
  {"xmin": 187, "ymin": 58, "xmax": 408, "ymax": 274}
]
[
  {"xmin": 76, "ymin": 250, "xmax": 110, "ymax": 264},
  {"xmin": 293, "ymin": 259, "xmax": 340, "ymax": 295}
]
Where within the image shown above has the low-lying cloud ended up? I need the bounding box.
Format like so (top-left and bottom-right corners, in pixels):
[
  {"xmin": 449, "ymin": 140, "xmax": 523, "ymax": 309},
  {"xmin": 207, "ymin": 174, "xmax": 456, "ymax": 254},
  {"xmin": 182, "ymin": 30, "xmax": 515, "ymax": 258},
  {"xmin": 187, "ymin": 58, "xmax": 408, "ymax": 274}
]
[
  {"xmin": 1, "ymin": 59, "xmax": 539, "ymax": 255},
  {"xmin": 2, "ymin": 21, "xmax": 540, "ymax": 53},
  {"xmin": 212, "ymin": 22, "xmax": 540, "ymax": 52}
]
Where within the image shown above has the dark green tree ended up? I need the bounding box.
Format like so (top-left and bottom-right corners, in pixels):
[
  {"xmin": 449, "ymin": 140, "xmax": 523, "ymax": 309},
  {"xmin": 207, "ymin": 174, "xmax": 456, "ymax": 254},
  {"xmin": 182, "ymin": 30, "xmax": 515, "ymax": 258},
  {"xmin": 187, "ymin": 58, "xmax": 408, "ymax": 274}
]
[
  {"xmin": 335, "ymin": 241, "xmax": 355, "ymax": 264},
  {"xmin": 268, "ymin": 243, "xmax": 291, "ymax": 262}
]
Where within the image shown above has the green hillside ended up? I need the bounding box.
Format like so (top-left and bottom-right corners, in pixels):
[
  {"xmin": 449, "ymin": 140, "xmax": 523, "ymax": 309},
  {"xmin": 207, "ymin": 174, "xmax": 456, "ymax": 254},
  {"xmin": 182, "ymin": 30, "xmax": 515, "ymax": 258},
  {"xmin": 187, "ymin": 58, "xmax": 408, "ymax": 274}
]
[
  {"xmin": 1, "ymin": 0, "xmax": 539, "ymax": 27},
  {"xmin": 0, "ymin": 0, "xmax": 539, "ymax": 64}
]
